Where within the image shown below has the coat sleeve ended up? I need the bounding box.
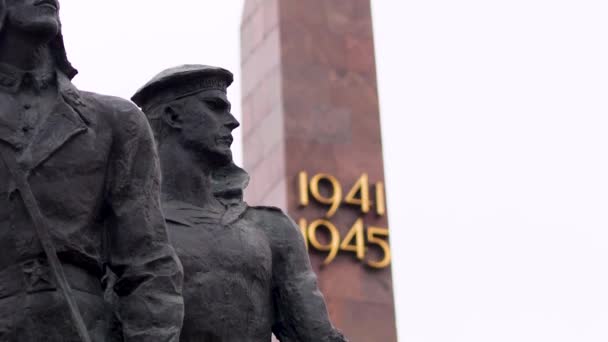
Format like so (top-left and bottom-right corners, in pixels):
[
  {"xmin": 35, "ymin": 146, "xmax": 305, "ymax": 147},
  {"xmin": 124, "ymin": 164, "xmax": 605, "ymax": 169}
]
[
  {"xmin": 266, "ymin": 208, "xmax": 348, "ymax": 342},
  {"xmin": 104, "ymin": 99, "xmax": 184, "ymax": 342}
]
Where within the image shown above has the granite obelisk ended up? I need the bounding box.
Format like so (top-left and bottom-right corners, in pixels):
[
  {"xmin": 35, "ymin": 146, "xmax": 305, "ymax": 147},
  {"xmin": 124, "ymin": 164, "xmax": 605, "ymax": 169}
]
[{"xmin": 241, "ymin": 0, "xmax": 398, "ymax": 340}]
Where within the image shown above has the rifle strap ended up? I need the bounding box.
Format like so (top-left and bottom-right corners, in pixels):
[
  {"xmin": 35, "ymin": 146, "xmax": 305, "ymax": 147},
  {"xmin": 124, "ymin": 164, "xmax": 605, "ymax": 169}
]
[{"xmin": 0, "ymin": 144, "xmax": 92, "ymax": 342}]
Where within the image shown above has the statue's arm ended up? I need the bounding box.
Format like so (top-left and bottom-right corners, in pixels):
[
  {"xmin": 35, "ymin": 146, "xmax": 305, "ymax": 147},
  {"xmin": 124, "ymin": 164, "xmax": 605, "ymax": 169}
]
[
  {"xmin": 105, "ymin": 99, "xmax": 184, "ymax": 342},
  {"xmin": 268, "ymin": 209, "xmax": 348, "ymax": 342}
]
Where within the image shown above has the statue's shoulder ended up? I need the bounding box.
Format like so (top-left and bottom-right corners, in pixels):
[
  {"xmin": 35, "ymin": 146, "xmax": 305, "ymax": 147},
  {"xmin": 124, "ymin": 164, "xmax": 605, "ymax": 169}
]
[
  {"xmin": 246, "ymin": 205, "xmax": 289, "ymax": 221},
  {"xmin": 246, "ymin": 205, "xmax": 302, "ymax": 238},
  {"xmin": 80, "ymin": 91, "xmax": 142, "ymax": 117},
  {"xmin": 79, "ymin": 91, "xmax": 150, "ymax": 134}
]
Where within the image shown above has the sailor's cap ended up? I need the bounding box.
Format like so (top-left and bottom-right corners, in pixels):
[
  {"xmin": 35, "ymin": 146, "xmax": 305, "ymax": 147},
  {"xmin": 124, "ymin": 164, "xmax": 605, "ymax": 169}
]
[{"xmin": 132, "ymin": 64, "xmax": 233, "ymax": 111}]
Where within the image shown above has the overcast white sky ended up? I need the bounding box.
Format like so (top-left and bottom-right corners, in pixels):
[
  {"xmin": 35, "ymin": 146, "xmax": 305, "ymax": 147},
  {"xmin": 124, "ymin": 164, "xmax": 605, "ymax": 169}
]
[{"xmin": 61, "ymin": 1, "xmax": 608, "ymax": 341}]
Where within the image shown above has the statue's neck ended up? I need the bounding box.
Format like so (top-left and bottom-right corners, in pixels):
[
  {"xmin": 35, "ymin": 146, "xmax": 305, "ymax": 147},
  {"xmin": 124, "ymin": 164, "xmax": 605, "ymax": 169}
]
[
  {"xmin": 159, "ymin": 140, "xmax": 221, "ymax": 209},
  {"xmin": 0, "ymin": 26, "xmax": 53, "ymax": 71}
]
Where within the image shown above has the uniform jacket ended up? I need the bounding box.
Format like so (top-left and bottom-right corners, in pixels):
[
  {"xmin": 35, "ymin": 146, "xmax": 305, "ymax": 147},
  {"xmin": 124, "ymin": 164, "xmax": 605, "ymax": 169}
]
[
  {"xmin": 0, "ymin": 69, "xmax": 184, "ymax": 341},
  {"xmin": 163, "ymin": 163, "xmax": 346, "ymax": 342}
]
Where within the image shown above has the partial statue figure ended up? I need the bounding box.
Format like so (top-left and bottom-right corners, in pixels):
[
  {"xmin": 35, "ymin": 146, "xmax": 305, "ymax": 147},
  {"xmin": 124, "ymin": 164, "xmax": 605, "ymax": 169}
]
[
  {"xmin": 132, "ymin": 65, "xmax": 348, "ymax": 342},
  {"xmin": 0, "ymin": 1, "xmax": 183, "ymax": 341}
]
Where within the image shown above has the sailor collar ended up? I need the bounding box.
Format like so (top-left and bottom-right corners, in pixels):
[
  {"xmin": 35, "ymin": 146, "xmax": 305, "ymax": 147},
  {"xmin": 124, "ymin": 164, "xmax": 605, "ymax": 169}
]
[{"xmin": 164, "ymin": 162, "xmax": 251, "ymax": 228}]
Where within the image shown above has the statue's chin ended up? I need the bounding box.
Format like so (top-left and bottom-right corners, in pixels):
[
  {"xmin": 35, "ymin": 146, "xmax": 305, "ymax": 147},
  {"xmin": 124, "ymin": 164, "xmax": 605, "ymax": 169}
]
[
  {"xmin": 198, "ymin": 150, "xmax": 233, "ymax": 169},
  {"xmin": 9, "ymin": 15, "xmax": 59, "ymax": 41},
  {"xmin": 211, "ymin": 154, "xmax": 233, "ymax": 168},
  {"xmin": 21, "ymin": 20, "xmax": 59, "ymax": 39}
]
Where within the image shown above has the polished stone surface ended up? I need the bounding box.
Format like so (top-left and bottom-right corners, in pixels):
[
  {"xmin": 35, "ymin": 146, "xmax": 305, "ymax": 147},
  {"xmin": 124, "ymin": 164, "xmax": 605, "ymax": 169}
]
[{"xmin": 241, "ymin": 1, "xmax": 398, "ymax": 340}]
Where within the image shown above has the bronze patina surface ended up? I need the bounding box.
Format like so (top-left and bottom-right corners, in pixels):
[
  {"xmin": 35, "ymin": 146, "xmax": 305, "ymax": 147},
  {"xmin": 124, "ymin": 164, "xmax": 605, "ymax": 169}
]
[
  {"xmin": 0, "ymin": 1, "xmax": 184, "ymax": 341},
  {"xmin": 133, "ymin": 64, "xmax": 347, "ymax": 342}
]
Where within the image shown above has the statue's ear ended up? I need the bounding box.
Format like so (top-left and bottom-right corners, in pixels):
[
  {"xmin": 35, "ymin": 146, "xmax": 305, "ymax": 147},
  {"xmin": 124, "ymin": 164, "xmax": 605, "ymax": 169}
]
[{"xmin": 162, "ymin": 105, "xmax": 183, "ymax": 130}]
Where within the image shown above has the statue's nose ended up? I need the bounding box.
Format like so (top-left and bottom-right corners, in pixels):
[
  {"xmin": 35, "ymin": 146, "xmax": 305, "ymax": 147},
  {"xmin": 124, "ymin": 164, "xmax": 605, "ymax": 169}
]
[{"xmin": 225, "ymin": 113, "xmax": 240, "ymax": 130}]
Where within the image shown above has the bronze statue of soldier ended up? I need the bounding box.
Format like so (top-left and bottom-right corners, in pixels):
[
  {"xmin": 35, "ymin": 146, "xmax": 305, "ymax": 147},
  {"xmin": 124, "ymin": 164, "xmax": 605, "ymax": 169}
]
[
  {"xmin": 132, "ymin": 65, "xmax": 348, "ymax": 342},
  {"xmin": 0, "ymin": 1, "xmax": 184, "ymax": 341}
]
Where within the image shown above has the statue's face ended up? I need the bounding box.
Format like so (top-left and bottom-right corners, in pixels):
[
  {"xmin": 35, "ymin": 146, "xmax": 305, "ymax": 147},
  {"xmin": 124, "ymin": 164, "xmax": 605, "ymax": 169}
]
[
  {"xmin": 5, "ymin": 0, "xmax": 60, "ymax": 37},
  {"xmin": 176, "ymin": 90, "xmax": 239, "ymax": 166}
]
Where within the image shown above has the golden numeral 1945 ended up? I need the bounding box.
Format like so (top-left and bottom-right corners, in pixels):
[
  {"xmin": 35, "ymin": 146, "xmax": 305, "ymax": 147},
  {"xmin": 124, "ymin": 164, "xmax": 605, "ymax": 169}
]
[{"xmin": 298, "ymin": 218, "xmax": 391, "ymax": 269}]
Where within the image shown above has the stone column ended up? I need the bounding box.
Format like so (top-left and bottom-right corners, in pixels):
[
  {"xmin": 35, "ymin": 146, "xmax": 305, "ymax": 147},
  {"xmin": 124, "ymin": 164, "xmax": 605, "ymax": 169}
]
[{"xmin": 241, "ymin": 1, "xmax": 398, "ymax": 340}]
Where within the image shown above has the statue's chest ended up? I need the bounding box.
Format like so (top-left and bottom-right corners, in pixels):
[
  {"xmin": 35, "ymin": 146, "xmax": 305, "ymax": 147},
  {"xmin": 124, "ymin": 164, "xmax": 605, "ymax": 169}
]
[
  {"xmin": 170, "ymin": 219, "xmax": 275, "ymax": 338},
  {"xmin": 170, "ymin": 220, "xmax": 273, "ymax": 283}
]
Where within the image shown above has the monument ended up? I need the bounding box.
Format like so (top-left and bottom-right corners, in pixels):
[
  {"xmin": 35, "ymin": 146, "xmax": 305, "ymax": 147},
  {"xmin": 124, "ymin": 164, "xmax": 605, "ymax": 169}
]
[
  {"xmin": 0, "ymin": 1, "xmax": 183, "ymax": 341},
  {"xmin": 0, "ymin": 0, "xmax": 390, "ymax": 340},
  {"xmin": 241, "ymin": 0, "xmax": 398, "ymax": 340},
  {"xmin": 132, "ymin": 64, "xmax": 347, "ymax": 342}
]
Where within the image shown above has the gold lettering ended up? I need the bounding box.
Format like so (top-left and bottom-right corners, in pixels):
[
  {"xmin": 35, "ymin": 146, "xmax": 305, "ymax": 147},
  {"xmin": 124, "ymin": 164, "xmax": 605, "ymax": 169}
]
[
  {"xmin": 366, "ymin": 227, "xmax": 391, "ymax": 269},
  {"xmin": 344, "ymin": 173, "xmax": 371, "ymax": 214},
  {"xmin": 310, "ymin": 173, "xmax": 342, "ymax": 218},
  {"xmin": 339, "ymin": 218, "xmax": 365, "ymax": 260},
  {"xmin": 308, "ymin": 219, "xmax": 341, "ymax": 265},
  {"xmin": 298, "ymin": 171, "xmax": 309, "ymax": 206},
  {"xmin": 375, "ymin": 181, "xmax": 386, "ymax": 216}
]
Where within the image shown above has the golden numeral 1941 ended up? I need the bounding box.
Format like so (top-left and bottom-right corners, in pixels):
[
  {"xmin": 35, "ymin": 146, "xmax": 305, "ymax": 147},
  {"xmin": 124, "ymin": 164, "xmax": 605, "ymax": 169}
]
[{"xmin": 298, "ymin": 172, "xmax": 386, "ymax": 218}]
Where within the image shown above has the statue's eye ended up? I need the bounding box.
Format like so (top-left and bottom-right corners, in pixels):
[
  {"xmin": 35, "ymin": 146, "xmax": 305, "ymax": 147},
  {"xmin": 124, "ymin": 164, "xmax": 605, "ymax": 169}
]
[{"xmin": 205, "ymin": 99, "xmax": 223, "ymax": 111}]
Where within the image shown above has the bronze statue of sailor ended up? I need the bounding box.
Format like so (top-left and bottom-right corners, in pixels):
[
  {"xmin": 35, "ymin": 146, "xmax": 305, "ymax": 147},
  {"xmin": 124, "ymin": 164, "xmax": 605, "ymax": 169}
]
[{"xmin": 133, "ymin": 65, "xmax": 347, "ymax": 342}]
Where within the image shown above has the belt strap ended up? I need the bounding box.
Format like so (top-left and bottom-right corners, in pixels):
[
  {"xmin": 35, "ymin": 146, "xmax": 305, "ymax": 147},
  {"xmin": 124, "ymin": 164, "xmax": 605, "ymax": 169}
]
[{"xmin": 0, "ymin": 144, "xmax": 92, "ymax": 342}]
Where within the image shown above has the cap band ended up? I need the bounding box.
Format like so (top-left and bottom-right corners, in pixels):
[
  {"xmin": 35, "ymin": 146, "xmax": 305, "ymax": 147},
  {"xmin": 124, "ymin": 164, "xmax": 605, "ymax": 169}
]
[{"xmin": 142, "ymin": 77, "xmax": 228, "ymax": 112}]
